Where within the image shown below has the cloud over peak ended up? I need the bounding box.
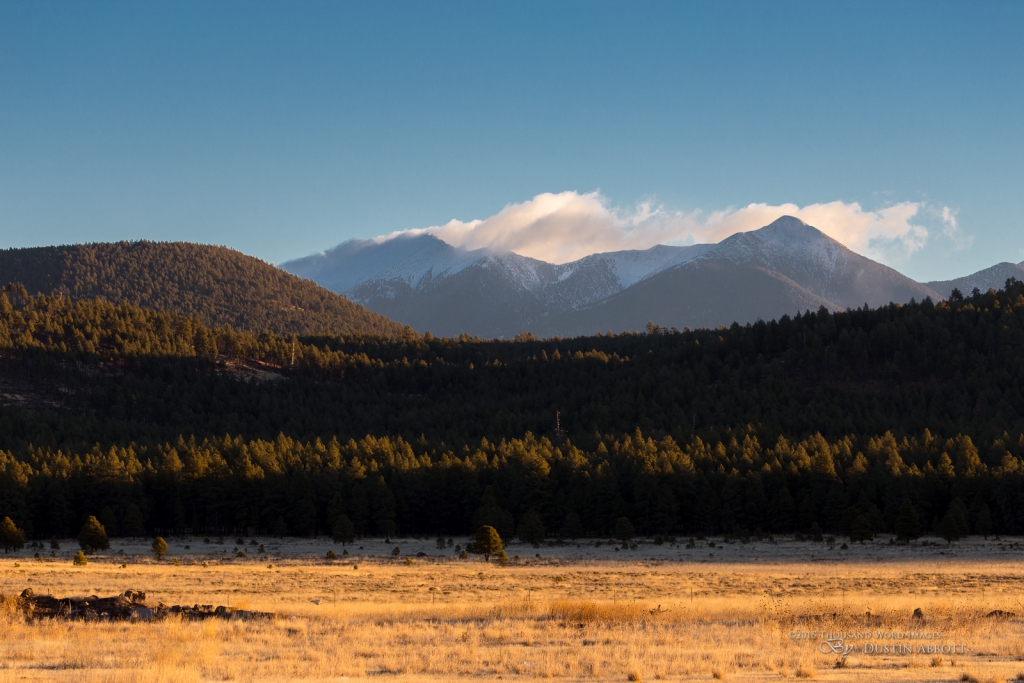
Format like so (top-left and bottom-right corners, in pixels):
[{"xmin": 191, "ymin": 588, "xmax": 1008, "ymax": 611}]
[{"xmin": 382, "ymin": 191, "xmax": 959, "ymax": 265}]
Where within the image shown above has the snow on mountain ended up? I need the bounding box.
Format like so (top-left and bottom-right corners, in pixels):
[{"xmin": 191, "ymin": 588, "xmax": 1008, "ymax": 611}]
[
  {"xmin": 570, "ymin": 244, "xmax": 714, "ymax": 289},
  {"xmin": 279, "ymin": 215, "xmax": 976, "ymax": 337}
]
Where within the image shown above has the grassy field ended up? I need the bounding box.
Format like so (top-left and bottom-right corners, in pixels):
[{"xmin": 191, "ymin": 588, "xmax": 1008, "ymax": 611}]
[{"xmin": 2, "ymin": 535, "xmax": 1024, "ymax": 682}]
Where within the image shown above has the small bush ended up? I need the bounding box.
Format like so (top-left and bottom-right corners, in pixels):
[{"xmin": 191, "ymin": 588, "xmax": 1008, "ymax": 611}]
[
  {"xmin": 72, "ymin": 551, "xmax": 88, "ymax": 566},
  {"xmin": 326, "ymin": 550, "xmax": 337, "ymax": 560},
  {"xmin": 151, "ymin": 537, "xmax": 168, "ymax": 560}
]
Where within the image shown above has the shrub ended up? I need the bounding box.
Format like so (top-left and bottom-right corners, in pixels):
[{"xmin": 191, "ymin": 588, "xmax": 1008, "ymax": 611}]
[
  {"xmin": 496, "ymin": 550, "xmax": 509, "ymax": 566},
  {"xmin": 326, "ymin": 549, "xmax": 337, "ymax": 559},
  {"xmin": 72, "ymin": 550, "xmax": 88, "ymax": 566},
  {"xmin": 79, "ymin": 516, "xmax": 109, "ymax": 553},
  {"xmin": 151, "ymin": 537, "xmax": 168, "ymax": 560}
]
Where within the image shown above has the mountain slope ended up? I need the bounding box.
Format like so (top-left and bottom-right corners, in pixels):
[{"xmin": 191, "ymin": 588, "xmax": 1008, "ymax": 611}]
[
  {"xmin": 281, "ymin": 216, "xmax": 945, "ymax": 338},
  {"xmin": 926, "ymin": 262, "xmax": 1024, "ymax": 299},
  {"xmin": 0, "ymin": 242, "xmax": 410, "ymax": 337},
  {"xmin": 696, "ymin": 216, "xmax": 941, "ymax": 310},
  {"xmin": 537, "ymin": 257, "xmax": 838, "ymax": 336}
]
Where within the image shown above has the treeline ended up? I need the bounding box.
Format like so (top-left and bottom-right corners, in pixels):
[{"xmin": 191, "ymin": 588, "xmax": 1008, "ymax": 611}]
[
  {"xmin": 1, "ymin": 280, "xmax": 1024, "ymax": 540},
  {"xmin": 0, "ymin": 429, "xmax": 1021, "ymax": 541}
]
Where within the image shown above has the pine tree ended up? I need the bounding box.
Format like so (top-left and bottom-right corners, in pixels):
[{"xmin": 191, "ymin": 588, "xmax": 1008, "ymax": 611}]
[
  {"xmin": 473, "ymin": 525, "xmax": 503, "ymax": 561},
  {"xmin": 0, "ymin": 517, "xmax": 25, "ymax": 553},
  {"xmin": 975, "ymin": 504, "xmax": 993, "ymax": 538},
  {"xmin": 849, "ymin": 515, "xmax": 873, "ymax": 542},
  {"xmin": 560, "ymin": 511, "xmax": 584, "ymax": 540},
  {"xmin": 895, "ymin": 499, "xmax": 921, "ymax": 543},
  {"xmin": 78, "ymin": 516, "xmax": 109, "ymax": 553},
  {"xmin": 516, "ymin": 509, "xmax": 545, "ymax": 546},
  {"xmin": 614, "ymin": 517, "xmax": 635, "ymax": 545},
  {"xmin": 152, "ymin": 537, "xmax": 168, "ymax": 559},
  {"xmin": 332, "ymin": 514, "xmax": 356, "ymax": 545}
]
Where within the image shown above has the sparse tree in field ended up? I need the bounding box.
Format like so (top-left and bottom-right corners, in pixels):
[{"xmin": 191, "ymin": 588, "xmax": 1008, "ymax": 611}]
[
  {"xmin": 495, "ymin": 550, "xmax": 509, "ymax": 566},
  {"xmin": 73, "ymin": 550, "xmax": 88, "ymax": 566},
  {"xmin": 332, "ymin": 514, "xmax": 355, "ymax": 545},
  {"xmin": 435, "ymin": 536, "xmax": 446, "ymax": 550},
  {"xmin": 516, "ymin": 509, "xmax": 545, "ymax": 547},
  {"xmin": 614, "ymin": 517, "xmax": 634, "ymax": 546},
  {"xmin": 473, "ymin": 525, "xmax": 503, "ymax": 561},
  {"xmin": 79, "ymin": 516, "xmax": 109, "ymax": 553},
  {"xmin": 895, "ymin": 499, "xmax": 921, "ymax": 543},
  {"xmin": 0, "ymin": 517, "xmax": 25, "ymax": 553},
  {"xmin": 152, "ymin": 537, "xmax": 168, "ymax": 559}
]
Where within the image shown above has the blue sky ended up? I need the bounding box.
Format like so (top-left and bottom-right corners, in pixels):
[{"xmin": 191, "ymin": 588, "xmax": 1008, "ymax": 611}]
[{"xmin": 1, "ymin": 1, "xmax": 1021, "ymax": 280}]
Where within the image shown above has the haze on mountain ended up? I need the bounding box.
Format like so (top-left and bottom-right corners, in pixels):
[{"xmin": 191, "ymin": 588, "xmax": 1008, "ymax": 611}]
[
  {"xmin": 283, "ymin": 216, "xmax": 988, "ymax": 338},
  {"xmin": 0, "ymin": 242, "xmax": 410, "ymax": 337}
]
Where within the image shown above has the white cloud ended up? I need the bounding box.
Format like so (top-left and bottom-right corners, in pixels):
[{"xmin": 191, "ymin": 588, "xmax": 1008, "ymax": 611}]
[{"xmin": 382, "ymin": 191, "xmax": 958, "ymax": 265}]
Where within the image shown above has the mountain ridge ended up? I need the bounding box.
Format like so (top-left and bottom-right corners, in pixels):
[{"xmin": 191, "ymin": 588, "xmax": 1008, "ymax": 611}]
[{"xmin": 282, "ymin": 216, "xmax": 944, "ymax": 337}]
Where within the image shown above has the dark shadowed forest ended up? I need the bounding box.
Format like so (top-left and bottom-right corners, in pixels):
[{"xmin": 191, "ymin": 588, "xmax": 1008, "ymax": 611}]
[{"xmin": 1, "ymin": 279, "xmax": 1023, "ymax": 543}]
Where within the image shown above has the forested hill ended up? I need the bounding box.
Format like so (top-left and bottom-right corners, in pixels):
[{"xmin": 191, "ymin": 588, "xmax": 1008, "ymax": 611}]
[
  {"xmin": 0, "ymin": 242, "xmax": 411, "ymax": 337},
  {"xmin": 1, "ymin": 280, "xmax": 1024, "ymax": 542}
]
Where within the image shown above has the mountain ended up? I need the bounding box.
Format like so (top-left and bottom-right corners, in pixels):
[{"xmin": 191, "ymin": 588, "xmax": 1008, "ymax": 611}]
[
  {"xmin": 281, "ymin": 216, "xmax": 941, "ymax": 337},
  {"xmin": 925, "ymin": 262, "xmax": 1024, "ymax": 299},
  {"xmin": 537, "ymin": 216, "xmax": 943, "ymax": 336},
  {"xmin": 282, "ymin": 234, "xmax": 714, "ymax": 337},
  {"xmin": 0, "ymin": 242, "xmax": 410, "ymax": 337}
]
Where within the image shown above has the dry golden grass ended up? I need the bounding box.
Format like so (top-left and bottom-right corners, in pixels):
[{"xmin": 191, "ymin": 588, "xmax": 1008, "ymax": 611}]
[{"xmin": 2, "ymin": 537, "xmax": 1024, "ymax": 681}]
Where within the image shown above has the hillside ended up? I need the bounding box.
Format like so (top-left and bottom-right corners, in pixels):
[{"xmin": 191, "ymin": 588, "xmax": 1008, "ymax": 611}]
[
  {"xmin": 0, "ymin": 242, "xmax": 411, "ymax": 337},
  {"xmin": 2, "ymin": 282, "xmax": 1024, "ymax": 540}
]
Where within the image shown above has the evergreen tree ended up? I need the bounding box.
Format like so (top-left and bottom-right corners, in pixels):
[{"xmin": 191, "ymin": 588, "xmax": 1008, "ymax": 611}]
[
  {"xmin": 0, "ymin": 517, "xmax": 25, "ymax": 553},
  {"xmin": 78, "ymin": 516, "xmax": 109, "ymax": 553},
  {"xmin": 473, "ymin": 525, "xmax": 503, "ymax": 561},
  {"xmin": 895, "ymin": 499, "xmax": 921, "ymax": 543},
  {"xmin": 100, "ymin": 506, "xmax": 119, "ymax": 538},
  {"xmin": 560, "ymin": 511, "xmax": 584, "ymax": 540},
  {"xmin": 849, "ymin": 515, "xmax": 873, "ymax": 542},
  {"xmin": 974, "ymin": 504, "xmax": 993, "ymax": 538},
  {"xmin": 614, "ymin": 517, "xmax": 635, "ymax": 544},
  {"xmin": 73, "ymin": 550, "xmax": 88, "ymax": 566},
  {"xmin": 123, "ymin": 504, "xmax": 145, "ymax": 537},
  {"xmin": 152, "ymin": 537, "xmax": 168, "ymax": 559},
  {"xmin": 516, "ymin": 509, "xmax": 545, "ymax": 546},
  {"xmin": 332, "ymin": 514, "xmax": 356, "ymax": 545},
  {"xmin": 271, "ymin": 516, "xmax": 289, "ymax": 538}
]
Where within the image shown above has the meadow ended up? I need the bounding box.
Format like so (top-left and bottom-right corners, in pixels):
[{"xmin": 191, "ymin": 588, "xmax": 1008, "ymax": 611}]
[{"xmin": 2, "ymin": 536, "xmax": 1024, "ymax": 682}]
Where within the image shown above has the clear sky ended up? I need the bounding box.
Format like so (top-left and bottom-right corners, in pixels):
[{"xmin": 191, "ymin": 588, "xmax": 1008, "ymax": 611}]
[{"xmin": 1, "ymin": 1, "xmax": 1021, "ymax": 281}]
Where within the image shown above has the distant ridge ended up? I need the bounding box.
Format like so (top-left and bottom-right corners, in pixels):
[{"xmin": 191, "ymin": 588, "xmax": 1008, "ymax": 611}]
[
  {"xmin": 283, "ymin": 216, "xmax": 941, "ymax": 337},
  {"xmin": 0, "ymin": 242, "xmax": 411, "ymax": 337},
  {"xmin": 926, "ymin": 261, "xmax": 1024, "ymax": 299}
]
